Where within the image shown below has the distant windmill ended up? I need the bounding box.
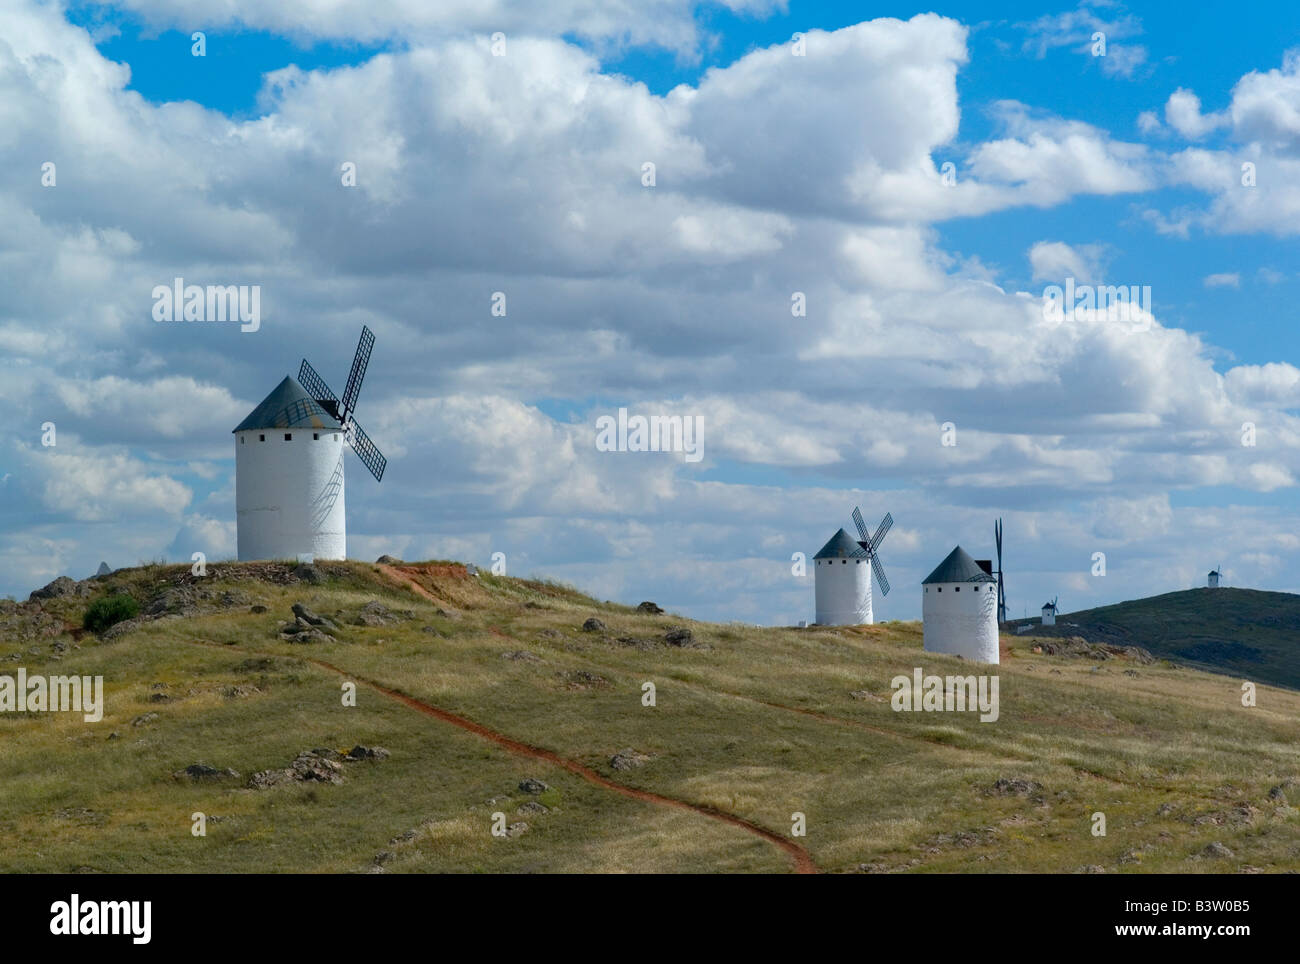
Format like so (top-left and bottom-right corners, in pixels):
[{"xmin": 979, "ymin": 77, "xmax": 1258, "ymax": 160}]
[
  {"xmin": 851, "ymin": 506, "xmax": 894, "ymax": 597},
  {"xmin": 1042, "ymin": 595, "xmax": 1058, "ymax": 626},
  {"xmin": 995, "ymin": 517, "xmax": 1007, "ymax": 624},
  {"xmin": 234, "ymin": 325, "xmax": 388, "ymax": 561}
]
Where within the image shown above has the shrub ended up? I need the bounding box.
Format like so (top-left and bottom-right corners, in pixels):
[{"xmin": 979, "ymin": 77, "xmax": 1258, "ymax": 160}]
[{"xmin": 83, "ymin": 595, "xmax": 139, "ymax": 634}]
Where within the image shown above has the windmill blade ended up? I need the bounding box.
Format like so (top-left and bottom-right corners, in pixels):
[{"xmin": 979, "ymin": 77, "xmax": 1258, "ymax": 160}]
[
  {"xmin": 870, "ymin": 553, "xmax": 890, "ymax": 596},
  {"xmin": 851, "ymin": 506, "xmax": 869, "ymax": 543},
  {"xmin": 339, "ymin": 325, "xmax": 375, "ymax": 420},
  {"xmin": 869, "ymin": 512, "xmax": 894, "ymax": 553},
  {"xmin": 345, "ymin": 417, "xmax": 387, "ymax": 482},
  {"xmin": 299, "ymin": 358, "xmax": 341, "ymax": 420}
]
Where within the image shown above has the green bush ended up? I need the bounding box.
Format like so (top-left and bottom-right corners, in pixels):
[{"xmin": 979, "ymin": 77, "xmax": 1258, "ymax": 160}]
[{"xmin": 83, "ymin": 595, "xmax": 139, "ymax": 634}]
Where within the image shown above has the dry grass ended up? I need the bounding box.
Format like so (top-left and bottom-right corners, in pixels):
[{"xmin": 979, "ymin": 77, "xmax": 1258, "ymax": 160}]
[{"xmin": 1, "ymin": 560, "xmax": 1298, "ymax": 873}]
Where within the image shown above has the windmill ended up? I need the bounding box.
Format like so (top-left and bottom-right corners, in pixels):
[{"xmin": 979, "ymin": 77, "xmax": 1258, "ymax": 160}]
[
  {"xmin": 298, "ymin": 325, "xmax": 388, "ymax": 483},
  {"xmin": 233, "ymin": 324, "xmax": 388, "ymax": 562},
  {"xmin": 995, "ymin": 517, "xmax": 1006, "ymax": 624},
  {"xmin": 851, "ymin": 506, "xmax": 893, "ymax": 597}
]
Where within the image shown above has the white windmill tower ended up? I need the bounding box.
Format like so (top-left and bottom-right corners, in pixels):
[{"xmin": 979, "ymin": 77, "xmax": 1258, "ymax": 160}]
[
  {"xmin": 813, "ymin": 507, "xmax": 893, "ymax": 625},
  {"xmin": 1208, "ymin": 567, "xmax": 1221, "ymax": 588},
  {"xmin": 1041, "ymin": 596, "xmax": 1058, "ymax": 626},
  {"xmin": 922, "ymin": 545, "xmax": 999, "ymax": 663},
  {"xmin": 234, "ymin": 326, "xmax": 388, "ymax": 562}
]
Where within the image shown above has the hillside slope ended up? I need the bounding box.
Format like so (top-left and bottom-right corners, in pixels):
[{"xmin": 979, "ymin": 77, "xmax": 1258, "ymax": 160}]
[
  {"xmin": 2, "ymin": 561, "xmax": 1298, "ymax": 874},
  {"xmin": 1010, "ymin": 588, "xmax": 1300, "ymax": 690}
]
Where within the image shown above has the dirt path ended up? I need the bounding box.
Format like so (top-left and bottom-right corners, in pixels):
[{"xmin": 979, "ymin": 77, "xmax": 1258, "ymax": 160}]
[{"xmin": 373, "ymin": 563, "xmax": 816, "ymax": 873}]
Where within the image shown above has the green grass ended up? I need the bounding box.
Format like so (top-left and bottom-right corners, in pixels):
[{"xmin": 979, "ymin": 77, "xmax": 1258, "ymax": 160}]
[
  {"xmin": 1, "ymin": 561, "xmax": 1298, "ymax": 873},
  {"xmin": 1011, "ymin": 587, "xmax": 1300, "ymax": 689}
]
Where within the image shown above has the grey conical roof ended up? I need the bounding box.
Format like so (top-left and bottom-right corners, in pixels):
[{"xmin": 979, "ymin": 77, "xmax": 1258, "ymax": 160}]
[
  {"xmin": 233, "ymin": 376, "xmax": 341, "ymax": 433},
  {"xmin": 96, "ymin": 562, "xmax": 111, "ymax": 576},
  {"xmin": 814, "ymin": 528, "xmax": 866, "ymax": 559},
  {"xmin": 922, "ymin": 545, "xmax": 995, "ymax": 584}
]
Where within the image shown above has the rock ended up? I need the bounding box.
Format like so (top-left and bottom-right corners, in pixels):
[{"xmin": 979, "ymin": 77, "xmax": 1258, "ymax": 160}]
[
  {"xmin": 131, "ymin": 712, "xmax": 159, "ymax": 727},
  {"xmin": 505, "ymin": 822, "xmax": 528, "ymax": 837},
  {"xmin": 148, "ymin": 693, "xmax": 170, "ymax": 704},
  {"xmin": 849, "ymin": 690, "xmax": 882, "ymax": 701},
  {"xmin": 173, "ymin": 763, "xmax": 239, "ymax": 781},
  {"xmin": 581, "ymin": 617, "xmax": 606, "ymax": 632},
  {"xmin": 376, "ymin": 555, "xmax": 402, "ymax": 565},
  {"xmin": 250, "ymin": 605, "xmax": 267, "ymax": 614},
  {"xmin": 559, "ymin": 669, "xmax": 608, "ymax": 689},
  {"xmin": 346, "ymin": 745, "xmax": 390, "ymax": 761},
  {"xmin": 518, "ymin": 778, "xmax": 549, "ymax": 794},
  {"xmin": 663, "ymin": 626, "xmax": 695, "ymax": 647},
  {"xmin": 1268, "ymin": 784, "xmax": 1289, "ymax": 803},
  {"xmin": 354, "ymin": 600, "xmax": 403, "ymax": 627},
  {"xmin": 636, "ymin": 601, "xmax": 664, "ymax": 614},
  {"xmin": 1202, "ymin": 841, "xmax": 1234, "ymax": 859},
  {"xmin": 537, "ymin": 628, "xmax": 563, "ymax": 639},
  {"xmin": 222, "ymin": 684, "xmax": 262, "ymax": 700},
  {"xmin": 294, "ymin": 563, "xmax": 323, "ymax": 585},
  {"xmin": 29, "ymin": 576, "xmax": 83, "ymax": 601},
  {"xmin": 291, "ymin": 603, "xmax": 336, "ymax": 629},
  {"xmin": 989, "ymin": 777, "xmax": 1042, "ymax": 797},
  {"xmin": 373, "ymin": 851, "xmax": 394, "ymax": 865},
  {"xmin": 610, "ymin": 748, "xmax": 651, "ymax": 771},
  {"xmin": 1156, "ymin": 802, "xmax": 1177, "ymax": 816},
  {"xmin": 502, "ymin": 650, "xmax": 541, "ymax": 662},
  {"xmin": 517, "ymin": 801, "xmax": 549, "ymax": 815}
]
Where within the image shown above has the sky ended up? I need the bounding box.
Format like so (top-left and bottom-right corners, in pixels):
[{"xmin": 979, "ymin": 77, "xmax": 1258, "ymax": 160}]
[{"xmin": 1, "ymin": 0, "xmax": 1298, "ymax": 624}]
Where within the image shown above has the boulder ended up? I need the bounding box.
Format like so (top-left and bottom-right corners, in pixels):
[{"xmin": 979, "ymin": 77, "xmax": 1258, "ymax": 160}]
[
  {"xmin": 610, "ymin": 748, "xmax": 651, "ymax": 771},
  {"xmin": 636, "ymin": 601, "xmax": 664, "ymax": 615},
  {"xmin": 663, "ymin": 626, "xmax": 695, "ymax": 647},
  {"xmin": 173, "ymin": 763, "xmax": 239, "ymax": 781},
  {"xmin": 29, "ymin": 576, "xmax": 82, "ymax": 601},
  {"xmin": 581, "ymin": 617, "xmax": 606, "ymax": 632},
  {"xmin": 518, "ymin": 778, "xmax": 549, "ymax": 794},
  {"xmin": 376, "ymin": 555, "xmax": 402, "ymax": 565},
  {"xmin": 346, "ymin": 745, "xmax": 390, "ymax": 761}
]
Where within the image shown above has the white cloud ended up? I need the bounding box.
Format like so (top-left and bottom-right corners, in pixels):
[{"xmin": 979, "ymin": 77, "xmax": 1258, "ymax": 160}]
[{"xmin": 1203, "ymin": 272, "xmax": 1240, "ymax": 288}]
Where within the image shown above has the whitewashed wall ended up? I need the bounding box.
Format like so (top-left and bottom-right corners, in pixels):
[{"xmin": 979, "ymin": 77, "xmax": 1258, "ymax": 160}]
[
  {"xmin": 922, "ymin": 582, "xmax": 999, "ymax": 663},
  {"xmin": 235, "ymin": 429, "xmax": 346, "ymax": 560},
  {"xmin": 815, "ymin": 557, "xmax": 873, "ymax": 625}
]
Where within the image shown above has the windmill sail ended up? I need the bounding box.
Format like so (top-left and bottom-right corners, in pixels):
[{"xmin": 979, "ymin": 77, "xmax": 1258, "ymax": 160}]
[
  {"xmin": 346, "ymin": 418, "xmax": 387, "ymax": 482},
  {"xmin": 340, "ymin": 325, "xmax": 374, "ymax": 419}
]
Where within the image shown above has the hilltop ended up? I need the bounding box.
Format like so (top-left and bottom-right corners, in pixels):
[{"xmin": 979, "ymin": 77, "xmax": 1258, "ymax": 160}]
[
  {"xmin": 1, "ymin": 560, "xmax": 1298, "ymax": 874},
  {"xmin": 1009, "ymin": 588, "xmax": 1300, "ymax": 690}
]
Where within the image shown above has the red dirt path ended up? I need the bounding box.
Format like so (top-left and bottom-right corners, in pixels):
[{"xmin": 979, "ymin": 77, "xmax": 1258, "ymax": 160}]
[{"xmin": 364, "ymin": 563, "xmax": 818, "ymax": 873}]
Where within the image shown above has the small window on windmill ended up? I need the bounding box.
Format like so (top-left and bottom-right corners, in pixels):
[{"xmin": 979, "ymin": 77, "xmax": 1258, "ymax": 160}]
[
  {"xmin": 240, "ymin": 437, "xmax": 244, "ymax": 444},
  {"xmin": 284, "ymin": 433, "xmax": 292, "ymax": 441},
  {"xmin": 955, "ymin": 586, "xmax": 960, "ymax": 591},
  {"xmin": 313, "ymin": 433, "xmax": 320, "ymax": 440},
  {"xmin": 259, "ymin": 434, "xmax": 265, "ymax": 442}
]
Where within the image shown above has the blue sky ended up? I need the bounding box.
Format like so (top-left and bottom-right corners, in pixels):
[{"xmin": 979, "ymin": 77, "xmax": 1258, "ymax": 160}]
[{"xmin": 3, "ymin": 1, "xmax": 1298, "ymax": 623}]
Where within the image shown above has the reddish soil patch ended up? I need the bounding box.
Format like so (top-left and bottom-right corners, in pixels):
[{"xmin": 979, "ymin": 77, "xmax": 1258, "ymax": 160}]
[{"xmin": 308, "ymin": 656, "xmax": 816, "ymax": 873}]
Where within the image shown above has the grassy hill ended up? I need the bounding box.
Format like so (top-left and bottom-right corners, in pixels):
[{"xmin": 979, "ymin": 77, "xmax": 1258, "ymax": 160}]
[
  {"xmin": 1, "ymin": 561, "xmax": 1298, "ymax": 874},
  {"xmin": 1010, "ymin": 588, "xmax": 1300, "ymax": 690}
]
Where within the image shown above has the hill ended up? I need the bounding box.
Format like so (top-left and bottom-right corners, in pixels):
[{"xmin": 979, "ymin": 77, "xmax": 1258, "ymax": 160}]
[
  {"xmin": 1, "ymin": 561, "xmax": 1298, "ymax": 874},
  {"xmin": 1009, "ymin": 588, "xmax": 1300, "ymax": 690}
]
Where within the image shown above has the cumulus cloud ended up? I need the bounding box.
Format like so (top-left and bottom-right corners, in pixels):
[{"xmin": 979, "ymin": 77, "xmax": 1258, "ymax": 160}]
[{"xmin": 0, "ymin": 1, "xmax": 1298, "ymax": 617}]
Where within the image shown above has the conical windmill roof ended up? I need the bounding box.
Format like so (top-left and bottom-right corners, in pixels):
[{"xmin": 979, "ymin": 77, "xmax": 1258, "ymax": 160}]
[
  {"xmin": 233, "ymin": 376, "xmax": 342, "ymax": 433},
  {"xmin": 814, "ymin": 528, "xmax": 866, "ymax": 559},
  {"xmin": 922, "ymin": 545, "xmax": 995, "ymax": 584}
]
